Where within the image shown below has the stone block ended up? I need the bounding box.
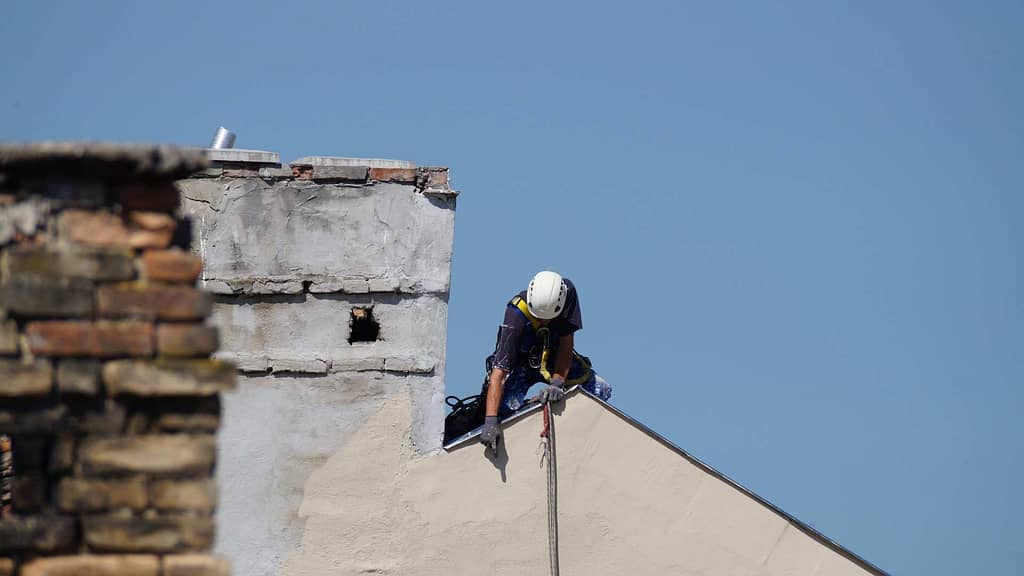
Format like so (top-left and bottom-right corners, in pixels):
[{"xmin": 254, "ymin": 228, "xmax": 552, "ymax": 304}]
[
  {"xmin": 215, "ymin": 353, "xmax": 267, "ymax": 373},
  {"xmin": 57, "ymin": 477, "xmax": 147, "ymax": 512},
  {"xmin": 79, "ymin": 435, "xmax": 216, "ymax": 476},
  {"xmin": 141, "ymin": 250, "xmax": 202, "ymax": 283},
  {"xmin": 368, "ymin": 277, "xmax": 399, "ymax": 293},
  {"xmin": 3, "ymin": 245, "xmax": 135, "ymax": 280},
  {"xmin": 103, "ymin": 360, "xmax": 235, "ymax": 396},
  {"xmin": 162, "ymin": 555, "xmax": 230, "ymax": 576},
  {"xmin": 97, "ymin": 285, "xmax": 212, "ymax": 321},
  {"xmin": 60, "ymin": 210, "xmax": 173, "ymax": 249},
  {"xmin": 126, "ymin": 211, "xmax": 175, "ymax": 232},
  {"xmin": 152, "ymin": 413, "xmax": 219, "ymax": 433},
  {"xmin": 151, "ymin": 479, "xmax": 216, "ymax": 512},
  {"xmin": 369, "ymin": 167, "xmax": 417, "ymax": 183},
  {"xmin": 26, "ymin": 321, "xmax": 154, "ymax": 357},
  {"xmin": 258, "ymin": 166, "xmax": 293, "ymax": 179},
  {"xmin": 329, "ymin": 357, "xmax": 386, "ymax": 372},
  {"xmin": 306, "ymin": 278, "xmax": 344, "ymax": 293},
  {"xmin": 0, "ymin": 404, "xmax": 66, "ymax": 435},
  {"xmin": 57, "ymin": 359, "xmax": 102, "ymax": 394},
  {"xmin": 66, "ymin": 399, "xmax": 126, "ymax": 435},
  {"xmin": 20, "ymin": 555, "xmax": 160, "ymax": 576},
  {"xmin": 0, "ymin": 514, "xmax": 75, "ymax": 552},
  {"xmin": 269, "ymin": 358, "xmax": 327, "ymax": 374},
  {"xmin": 13, "ymin": 474, "xmax": 47, "ymax": 512},
  {"xmin": 341, "ymin": 278, "xmax": 370, "ymax": 294},
  {"xmin": 311, "ymin": 165, "xmax": 369, "ymax": 182},
  {"xmin": 0, "ymin": 320, "xmax": 16, "ymax": 355},
  {"xmin": 248, "ymin": 278, "xmax": 304, "ymax": 295},
  {"xmin": 156, "ymin": 325, "xmax": 219, "ymax": 357},
  {"xmin": 114, "ymin": 181, "xmax": 182, "ymax": 213},
  {"xmin": 0, "ymin": 275, "xmax": 94, "ymax": 318},
  {"xmin": 83, "ymin": 515, "xmax": 214, "ymax": 553},
  {"xmin": 0, "ymin": 359, "xmax": 53, "ymax": 396},
  {"xmin": 49, "ymin": 435, "xmax": 75, "ymax": 474}
]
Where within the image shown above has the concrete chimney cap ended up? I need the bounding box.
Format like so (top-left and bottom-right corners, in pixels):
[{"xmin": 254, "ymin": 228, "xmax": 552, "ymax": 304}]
[
  {"xmin": 289, "ymin": 156, "xmax": 415, "ymax": 169},
  {"xmin": 205, "ymin": 148, "xmax": 281, "ymax": 165}
]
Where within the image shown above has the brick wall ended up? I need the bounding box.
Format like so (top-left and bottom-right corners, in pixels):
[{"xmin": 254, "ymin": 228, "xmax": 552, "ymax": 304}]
[{"xmin": 0, "ymin": 143, "xmax": 232, "ymax": 576}]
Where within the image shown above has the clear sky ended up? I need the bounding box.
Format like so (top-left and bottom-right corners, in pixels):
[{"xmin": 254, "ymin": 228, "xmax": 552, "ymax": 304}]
[{"xmin": 2, "ymin": 1, "xmax": 1021, "ymax": 573}]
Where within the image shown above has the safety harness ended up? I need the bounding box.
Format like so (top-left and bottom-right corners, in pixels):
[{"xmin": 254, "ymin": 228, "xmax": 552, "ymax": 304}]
[{"xmin": 510, "ymin": 296, "xmax": 593, "ymax": 386}]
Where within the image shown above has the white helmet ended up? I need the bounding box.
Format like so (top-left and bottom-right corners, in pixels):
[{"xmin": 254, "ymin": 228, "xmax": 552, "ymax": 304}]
[{"xmin": 527, "ymin": 271, "xmax": 567, "ymax": 320}]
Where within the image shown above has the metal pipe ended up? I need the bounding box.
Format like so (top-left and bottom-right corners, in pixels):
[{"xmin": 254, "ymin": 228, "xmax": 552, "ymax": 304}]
[{"xmin": 209, "ymin": 127, "xmax": 236, "ymax": 149}]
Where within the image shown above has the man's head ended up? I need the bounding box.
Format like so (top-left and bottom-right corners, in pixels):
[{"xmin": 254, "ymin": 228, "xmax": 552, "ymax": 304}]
[{"xmin": 527, "ymin": 270, "xmax": 567, "ymax": 320}]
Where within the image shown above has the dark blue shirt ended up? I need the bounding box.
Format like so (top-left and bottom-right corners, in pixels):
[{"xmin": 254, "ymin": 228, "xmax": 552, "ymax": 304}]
[{"xmin": 491, "ymin": 278, "xmax": 582, "ymax": 371}]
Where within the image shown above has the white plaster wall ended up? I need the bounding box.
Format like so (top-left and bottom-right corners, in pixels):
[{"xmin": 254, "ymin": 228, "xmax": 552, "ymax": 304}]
[
  {"xmin": 209, "ymin": 292, "xmax": 448, "ymax": 374},
  {"xmin": 178, "ymin": 173, "xmax": 456, "ymax": 576},
  {"xmin": 279, "ymin": 390, "xmax": 880, "ymax": 576},
  {"xmin": 179, "ymin": 178, "xmax": 455, "ymax": 293}
]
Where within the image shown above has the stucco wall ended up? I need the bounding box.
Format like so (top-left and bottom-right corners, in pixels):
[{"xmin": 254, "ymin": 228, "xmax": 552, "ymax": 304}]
[
  {"xmin": 281, "ymin": 390, "xmax": 879, "ymax": 576},
  {"xmin": 177, "ymin": 165, "xmax": 456, "ymax": 576}
]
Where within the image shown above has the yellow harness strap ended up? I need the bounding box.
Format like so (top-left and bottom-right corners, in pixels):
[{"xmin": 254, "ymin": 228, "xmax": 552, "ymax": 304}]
[{"xmin": 510, "ymin": 296, "xmax": 593, "ymax": 385}]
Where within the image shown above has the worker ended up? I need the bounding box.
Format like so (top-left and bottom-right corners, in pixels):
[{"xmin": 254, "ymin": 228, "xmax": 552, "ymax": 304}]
[{"xmin": 479, "ymin": 270, "xmax": 610, "ymax": 452}]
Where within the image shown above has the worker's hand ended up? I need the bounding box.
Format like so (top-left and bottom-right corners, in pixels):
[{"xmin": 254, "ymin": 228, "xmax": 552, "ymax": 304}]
[
  {"xmin": 480, "ymin": 416, "xmax": 501, "ymax": 454},
  {"xmin": 539, "ymin": 376, "xmax": 565, "ymax": 404}
]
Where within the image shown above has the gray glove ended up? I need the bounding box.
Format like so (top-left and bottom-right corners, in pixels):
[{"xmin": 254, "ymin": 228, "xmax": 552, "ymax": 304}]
[
  {"xmin": 480, "ymin": 416, "xmax": 501, "ymax": 453},
  {"xmin": 539, "ymin": 377, "xmax": 565, "ymax": 404}
]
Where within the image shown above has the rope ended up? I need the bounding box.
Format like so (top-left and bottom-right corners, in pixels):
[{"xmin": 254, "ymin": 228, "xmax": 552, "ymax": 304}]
[{"xmin": 540, "ymin": 404, "xmax": 560, "ymax": 576}]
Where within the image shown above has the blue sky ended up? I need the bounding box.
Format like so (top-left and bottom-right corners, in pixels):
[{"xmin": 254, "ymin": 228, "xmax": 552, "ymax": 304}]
[{"xmin": 2, "ymin": 1, "xmax": 1021, "ymax": 573}]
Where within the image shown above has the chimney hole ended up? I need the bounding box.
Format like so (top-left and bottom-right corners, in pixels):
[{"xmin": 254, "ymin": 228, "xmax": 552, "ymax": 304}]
[{"xmin": 348, "ymin": 306, "xmax": 380, "ymax": 343}]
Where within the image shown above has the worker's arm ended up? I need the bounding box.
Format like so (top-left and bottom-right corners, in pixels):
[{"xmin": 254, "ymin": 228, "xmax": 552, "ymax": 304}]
[
  {"xmin": 485, "ymin": 367, "xmax": 506, "ymax": 417},
  {"xmin": 552, "ymin": 333, "xmax": 574, "ymax": 382}
]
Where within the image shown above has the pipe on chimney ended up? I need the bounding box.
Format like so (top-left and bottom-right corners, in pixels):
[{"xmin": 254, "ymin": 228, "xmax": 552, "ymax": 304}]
[{"xmin": 210, "ymin": 127, "xmax": 236, "ymax": 150}]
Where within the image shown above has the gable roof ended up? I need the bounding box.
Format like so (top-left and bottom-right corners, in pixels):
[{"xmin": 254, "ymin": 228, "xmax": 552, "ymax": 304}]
[{"xmin": 445, "ymin": 387, "xmax": 889, "ymax": 576}]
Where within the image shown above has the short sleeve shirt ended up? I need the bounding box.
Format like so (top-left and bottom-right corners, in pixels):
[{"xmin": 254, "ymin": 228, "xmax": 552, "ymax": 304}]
[{"xmin": 491, "ymin": 278, "xmax": 582, "ymax": 371}]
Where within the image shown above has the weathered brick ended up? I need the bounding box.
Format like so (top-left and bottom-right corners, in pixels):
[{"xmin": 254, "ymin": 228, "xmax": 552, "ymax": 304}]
[
  {"xmin": 115, "ymin": 181, "xmax": 181, "ymax": 213},
  {"xmin": 369, "ymin": 167, "xmax": 417, "ymax": 183},
  {"xmin": 56, "ymin": 358, "xmax": 102, "ymax": 394},
  {"xmin": 0, "ymin": 320, "xmax": 18, "ymax": 355},
  {"xmin": 3, "ymin": 245, "xmax": 135, "ymax": 280},
  {"xmin": 163, "ymin": 555, "xmax": 229, "ymax": 576},
  {"xmin": 97, "ymin": 285, "xmax": 212, "ymax": 321},
  {"xmin": 12, "ymin": 474, "xmax": 47, "ymax": 512},
  {"xmin": 0, "ymin": 404, "xmax": 66, "ymax": 434},
  {"xmin": 155, "ymin": 325, "xmax": 219, "ymax": 357},
  {"xmin": 66, "ymin": 399, "xmax": 126, "ymax": 435},
  {"xmin": 57, "ymin": 477, "xmax": 147, "ymax": 512},
  {"xmin": 79, "ymin": 435, "xmax": 216, "ymax": 476},
  {"xmin": 83, "ymin": 515, "xmax": 214, "ymax": 553},
  {"xmin": 49, "ymin": 434, "xmax": 75, "ymax": 474},
  {"xmin": 103, "ymin": 360, "xmax": 234, "ymax": 396},
  {"xmin": 152, "ymin": 413, "xmax": 219, "ymax": 433},
  {"xmin": 20, "ymin": 555, "xmax": 159, "ymax": 576},
  {"xmin": 0, "ymin": 558, "xmax": 12, "ymax": 576},
  {"xmin": 0, "ymin": 275, "xmax": 94, "ymax": 318},
  {"xmin": 151, "ymin": 479, "xmax": 216, "ymax": 512},
  {"xmin": 26, "ymin": 321, "xmax": 153, "ymax": 357},
  {"xmin": 417, "ymin": 166, "xmax": 449, "ymax": 188},
  {"xmin": 61, "ymin": 210, "xmax": 173, "ymax": 249},
  {"xmin": 0, "ymin": 359, "xmax": 52, "ymax": 396},
  {"xmin": 0, "ymin": 515, "xmax": 75, "ymax": 552},
  {"xmin": 141, "ymin": 250, "xmax": 202, "ymax": 283},
  {"xmin": 126, "ymin": 211, "xmax": 175, "ymax": 232}
]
